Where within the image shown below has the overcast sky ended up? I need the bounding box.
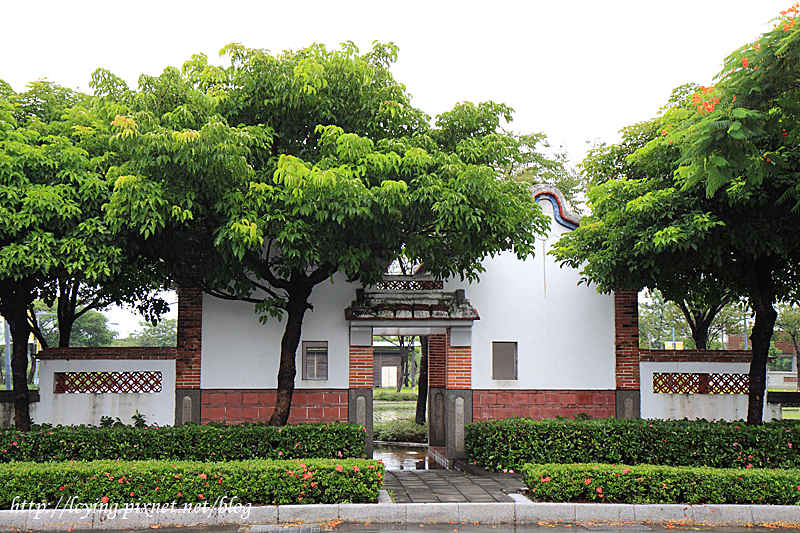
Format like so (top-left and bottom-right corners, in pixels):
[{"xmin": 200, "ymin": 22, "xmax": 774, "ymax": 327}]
[{"xmin": 1, "ymin": 0, "xmax": 789, "ymax": 334}]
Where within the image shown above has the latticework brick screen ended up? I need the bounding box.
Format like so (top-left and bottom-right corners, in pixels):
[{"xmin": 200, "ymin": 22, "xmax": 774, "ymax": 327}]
[
  {"xmin": 54, "ymin": 372, "xmax": 163, "ymax": 394},
  {"xmin": 653, "ymin": 372, "xmax": 748, "ymax": 394},
  {"xmin": 373, "ymin": 279, "xmax": 443, "ymax": 290}
]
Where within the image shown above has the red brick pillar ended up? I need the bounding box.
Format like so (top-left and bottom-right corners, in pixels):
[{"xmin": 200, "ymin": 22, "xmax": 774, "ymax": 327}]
[
  {"xmin": 176, "ymin": 287, "xmax": 203, "ymax": 424},
  {"xmin": 615, "ymin": 290, "xmax": 640, "ymax": 418},
  {"xmin": 428, "ymin": 334, "xmax": 447, "ymax": 388},
  {"xmin": 348, "ymin": 346, "xmax": 374, "ymax": 389},
  {"xmin": 446, "ymin": 336, "xmax": 471, "ymax": 390}
]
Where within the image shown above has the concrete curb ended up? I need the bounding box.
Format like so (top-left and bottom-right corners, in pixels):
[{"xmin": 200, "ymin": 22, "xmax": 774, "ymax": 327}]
[{"xmin": 4, "ymin": 492, "xmax": 800, "ymax": 530}]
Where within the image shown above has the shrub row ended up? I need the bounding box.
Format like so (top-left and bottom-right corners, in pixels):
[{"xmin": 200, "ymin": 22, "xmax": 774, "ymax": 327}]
[
  {"xmin": 373, "ymin": 420, "xmax": 427, "ymax": 443},
  {"xmin": 522, "ymin": 462, "xmax": 800, "ymax": 505},
  {"xmin": 374, "ymin": 389, "xmax": 419, "ymax": 402},
  {"xmin": 466, "ymin": 418, "xmax": 800, "ymax": 471},
  {"xmin": 0, "ymin": 423, "xmax": 365, "ymax": 463},
  {"xmin": 0, "ymin": 458, "xmax": 383, "ymax": 508}
]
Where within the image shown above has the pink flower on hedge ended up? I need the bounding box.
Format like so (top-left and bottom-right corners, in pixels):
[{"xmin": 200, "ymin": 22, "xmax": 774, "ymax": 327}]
[
  {"xmin": 377, "ymin": 473, "xmax": 382, "ymax": 479},
  {"xmin": 368, "ymin": 465, "xmax": 375, "ymax": 469},
  {"xmin": 59, "ymin": 486, "xmax": 65, "ymax": 491},
  {"xmin": 311, "ymin": 482, "xmax": 317, "ymax": 488},
  {"xmin": 596, "ymin": 487, "xmax": 603, "ymax": 494},
  {"xmin": 585, "ymin": 479, "xmax": 592, "ymax": 485},
  {"xmin": 746, "ymin": 464, "xmax": 753, "ymax": 469},
  {"xmin": 200, "ymin": 473, "xmax": 207, "ymax": 480},
  {"xmin": 637, "ymin": 478, "xmax": 643, "ymax": 482},
  {"xmin": 336, "ymin": 465, "xmax": 343, "ymax": 473},
  {"xmin": 198, "ymin": 494, "xmax": 205, "ymax": 500},
  {"xmin": 733, "ymin": 442, "xmax": 738, "ymax": 447},
  {"xmin": 790, "ymin": 443, "xmax": 793, "ymax": 448},
  {"xmin": 177, "ymin": 492, "xmax": 183, "ymax": 498},
  {"xmin": 303, "ymin": 472, "xmax": 312, "ymax": 480},
  {"xmin": 278, "ymin": 428, "xmax": 282, "ymax": 433},
  {"xmin": 662, "ymin": 483, "xmax": 667, "ymax": 489},
  {"xmin": 622, "ymin": 469, "xmax": 630, "ymax": 474},
  {"xmin": 353, "ymin": 466, "xmax": 360, "ymax": 472},
  {"xmin": 540, "ymin": 477, "xmax": 550, "ymax": 483},
  {"xmin": 338, "ymin": 451, "xmax": 343, "ymax": 458},
  {"xmin": 278, "ymin": 451, "xmax": 283, "ymax": 456},
  {"xmin": 101, "ymin": 496, "xmax": 109, "ymax": 504}
]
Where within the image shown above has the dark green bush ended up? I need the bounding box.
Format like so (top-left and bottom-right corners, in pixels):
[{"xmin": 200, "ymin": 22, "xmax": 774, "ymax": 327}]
[
  {"xmin": 522, "ymin": 463, "xmax": 800, "ymax": 505},
  {"xmin": 0, "ymin": 458, "xmax": 383, "ymax": 508},
  {"xmin": 0, "ymin": 422, "xmax": 365, "ymax": 463},
  {"xmin": 373, "ymin": 420, "xmax": 427, "ymax": 443},
  {"xmin": 466, "ymin": 418, "xmax": 800, "ymax": 471}
]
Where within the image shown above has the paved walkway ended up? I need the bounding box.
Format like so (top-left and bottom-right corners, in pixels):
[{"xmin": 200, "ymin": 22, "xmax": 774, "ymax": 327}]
[{"xmin": 383, "ymin": 467, "xmax": 526, "ymax": 503}]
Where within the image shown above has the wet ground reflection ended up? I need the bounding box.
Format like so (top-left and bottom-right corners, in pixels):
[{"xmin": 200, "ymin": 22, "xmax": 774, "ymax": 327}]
[{"xmin": 374, "ymin": 443, "xmax": 442, "ymax": 470}]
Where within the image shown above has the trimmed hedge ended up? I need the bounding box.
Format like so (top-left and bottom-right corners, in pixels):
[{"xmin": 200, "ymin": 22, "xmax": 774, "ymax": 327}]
[
  {"xmin": 0, "ymin": 423, "xmax": 365, "ymax": 463},
  {"xmin": 466, "ymin": 418, "xmax": 800, "ymax": 471},
  {"xmin": 522, "ymin": 463, "xmax": 800, "ymax": 505},
  {"xmin": 0, "ymin": 458, "xmax": 384, "ymax": 508}
]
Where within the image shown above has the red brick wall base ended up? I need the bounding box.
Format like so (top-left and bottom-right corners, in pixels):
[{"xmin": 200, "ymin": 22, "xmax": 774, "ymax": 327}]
[
  {"xmin": 472, "ymin": 390, "xmax": 616, "ymax": 420},
  {"xmin": 200, "ymin": 389, "xmax": 349, "ymax": 424}
]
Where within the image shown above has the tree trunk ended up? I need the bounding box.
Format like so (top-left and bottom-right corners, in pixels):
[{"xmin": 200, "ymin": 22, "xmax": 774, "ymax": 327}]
[
  {"xmin": 793, "ymin": 335, "xmax": 800, "ymax": 390},
  {"xmin": 415, "ymin": 336, "xmax": 428, "ymax": 426},
  {"xmin": 57, "ymin": 315, "xmax": 75, "ymax": 348},
  {"xmin": 745, "ymin": 263, "xmax": 778, "ymax": 425},
  {"xmin": 57, "ymin": 279, "xmax": 78, "ymax": 347},
  {"xmin": 27, "ymin": 356, "xmax": 37, "ymax": 386},
  {"xmin": 6, "ymin": 313, "xmax": 32, "ymax": 432},
  {"xmin": 678, "ymin": 299, "xmax": 728, "ymax": 350},
  {"xmin": 396, "ymin": 336, "xmax": 404, "ymax": 392},
  {"xmin": 269, "ymin": 281, "xmax": 313, "ymax": 426}
]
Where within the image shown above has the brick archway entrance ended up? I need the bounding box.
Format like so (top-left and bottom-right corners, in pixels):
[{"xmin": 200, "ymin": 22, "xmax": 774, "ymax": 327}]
[{"xmin": 345, "ymin": 278, "xmax": 478, "ymax": 464}]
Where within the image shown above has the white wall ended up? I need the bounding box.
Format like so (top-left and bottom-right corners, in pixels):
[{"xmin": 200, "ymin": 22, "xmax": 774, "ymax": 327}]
[
  {"xmin": 0, "ymin": 402, "xmax": 38, "ymax": 427},
  {"xmin": 201, "ymin": 273, "xmax": 354, "ymax": 390},
  {"xmin": 767, "ymin": 371, "xmax": 798, "ymax": 391},
  {"xmin": 446, "ymin": 198, "xmax": 616, "ymax": 391},
  {"xmin": 200, "ymin": 197, "xmax": 616, "ymax": 393},
  {"xmin": 37, "ymin": 359, "xmax": 176, "ymax": 426},
  {"xmin": 641, "ymin": 361, "xmax": 781, "ymax": 421}
]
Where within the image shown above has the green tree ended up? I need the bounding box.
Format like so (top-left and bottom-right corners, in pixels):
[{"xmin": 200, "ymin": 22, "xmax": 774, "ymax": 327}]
[
  {"xmin": 639, "ymin": 289, "xmax": 745, "ymax": 350},
  {"xmin": 121, "ymin": 319, "xmax": 177, "ymax": 347},
  {"xmin": 28, "ymin": 276, "xmax": 168, "ymax": 349},
  {"xmin": 639, "ymin": 289, "xmax": 686, "ymax": 349},
  {"xmin": 0, "ymin": 81, "xmax": 119, "ymax": 430},
  {"xmin": 579, "ymin": 102, "xmax": 732, "ymax": 350},
  {"xmin": 103, "ymin": 42, "xmax": 549, "ymax": 425},
  {"xmin": 34, "ymin": 303, "xmax": 116, "ymax": 348},
  {"xmin": 775, "ymin": 303, "xmax": 800, "ymax": 382},
  {"xmin": 0, "ymin": 80, "xmax": 167, "ymax": 430},
  {"xmin": 555, "ymin": 7, "xmax": 800, "ymax": 424}
]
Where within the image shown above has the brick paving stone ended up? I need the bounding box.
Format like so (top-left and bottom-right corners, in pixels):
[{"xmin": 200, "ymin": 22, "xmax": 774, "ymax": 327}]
[{"xmin": 384, "ymin": 470, "xmax": 521, "ymax": 504}]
